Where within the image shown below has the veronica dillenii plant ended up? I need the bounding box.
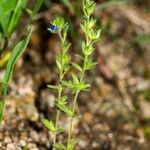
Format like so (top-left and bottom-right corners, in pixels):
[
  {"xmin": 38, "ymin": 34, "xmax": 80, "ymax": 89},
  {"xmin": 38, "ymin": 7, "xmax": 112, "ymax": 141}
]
[{"xmin": 43, "ymin": 0, "xmax": 101, "ymax": 149}]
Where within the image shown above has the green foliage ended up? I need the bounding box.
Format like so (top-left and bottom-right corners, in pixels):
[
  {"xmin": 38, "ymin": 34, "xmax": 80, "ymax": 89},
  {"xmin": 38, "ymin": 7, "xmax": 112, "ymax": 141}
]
[
  {"xmin": 43, "ymin": 119, "xmax": 56, "ymax": 132},
  {"xmin": 53, "ymin": 143, "xmax": 66, "ymax": 150},
  {"xmin": 83, "ymin": 0, "xmax": 95, "ymax": 18},
  {"xmin": 66, "ymin": 139, "xmax": 78, "ymax": 150},
  {"xmin": 62, "ymin": 74, "xmax": 90, "ymax": 93},
  {"xmin": 0, "ymin": 0, "xmax": 43, "ymax": 37},
  {"xmin": 44, "ymin": 0, "xmax": 100, "ymax": 149},
  {"xmin": 0, "ymin": 28, "xmax": 32, "ymax": 122},
  {"xmin": 8, "ymin": 0, "xmax": 28, "ymax": 36},
  {"xmin": 55, "ymin": 96, "xmax": 74, "ymax": 117},
  {"xmin": 0, "ymin": 0, "xmax": 43, "ymax": 58},
  {"xmin": 0, "ymin": 0, "xmax": 27, "ymax": 36}
]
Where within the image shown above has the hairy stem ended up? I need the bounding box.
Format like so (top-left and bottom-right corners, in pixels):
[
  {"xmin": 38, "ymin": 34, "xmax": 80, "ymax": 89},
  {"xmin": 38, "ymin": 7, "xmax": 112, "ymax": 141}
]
[
  {"xmin": 67, "ymin": 67, "xmax": 85, "ymax": 146},
  {"xmin": 67, "ymin": 91, "xmax": 79, "ymax": 146},
  {"xmin": 53, "ymin": 87, "xmax": 61, "ymax": 146},
  {"xmin": 53, "ymin": 34, "xmax": 63, "ymax": 148}
]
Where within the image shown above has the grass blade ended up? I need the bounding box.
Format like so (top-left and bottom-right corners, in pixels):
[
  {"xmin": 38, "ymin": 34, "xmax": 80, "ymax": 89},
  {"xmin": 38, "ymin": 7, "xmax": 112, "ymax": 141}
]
[
  {"xmin": 0, "ymin": 4, "xmax": 7, "ymax": 33},
  {"xmin": 0, "ymin": 28, "xmax": 32, "ymax": 123},
  {"xmin": 7, "ymin": 0, "xmax": 28, "ymax": 36}
]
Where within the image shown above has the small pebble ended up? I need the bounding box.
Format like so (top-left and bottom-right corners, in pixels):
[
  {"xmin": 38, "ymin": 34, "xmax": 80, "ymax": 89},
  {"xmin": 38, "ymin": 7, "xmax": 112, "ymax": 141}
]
[
  {"xmin": 27, "ymin": 143, "xmax": 37, "ymax": 149},
  {"xmin": 4, "ymin": 137, "xmax": 12, "ymax": 143},
  {"xmin": 30, "ymin": 131, "xmax": 39, "ymax": 142},
  {"xmin": 19, "ymin": 140, "xmax": 26, "ymax": 147},
  {"xmin": 6, "ymin": 143, "xmax": 15, "ymax": 150}
]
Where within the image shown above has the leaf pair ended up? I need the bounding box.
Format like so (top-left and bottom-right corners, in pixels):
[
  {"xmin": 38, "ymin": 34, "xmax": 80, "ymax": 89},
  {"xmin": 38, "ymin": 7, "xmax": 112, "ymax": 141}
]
[
  {"xmin": 55, "ymin": 96, "xmax": 74, "ymax": 117},
  {"xmin": 43, "ymin": 119, "xmax": 63, "ymax": 133},
  {"xmin": 83, "ymin": 0, "xmax": 95, "ymax": 18},
  {"xmin": 62, "ymin": 74, "xmax": 90, "ymax": 93}
]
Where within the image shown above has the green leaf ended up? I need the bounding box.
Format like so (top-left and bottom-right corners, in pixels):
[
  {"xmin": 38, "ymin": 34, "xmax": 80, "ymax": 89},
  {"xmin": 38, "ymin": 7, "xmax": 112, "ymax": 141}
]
[
  {"xmin": 47, "ymin": 85, "xmax": 60, "ymax": 90},
  {"xmin": 56, "ymin": 56, "xmax": 61, "ymax": 69},
  {"xmin": 72, "ymin": 63, "xmax": 82, "ymax": 72},
  {"xmin": 7, "ymin": 0, "xmax": 28, "ymax": 35},
  {"xmin": 57, "ymin": 96, "xmax": 68, "ymax": 106},
  {"xmin": 83, "ymin": 0, "xmax": 95, "ymax": 17},
  {"xmin": 43, "ymin": 119, "xmax": 56, "ymax": 132},
  {"xmin": 67, "ymin": 139, "xmax": 79, "ymax": 150},
  {"xmin": 53, "ymin": 143, "xmax": 66, "ymax": 150},
  {"xmin": 81, "ymin": 41, "xmax": 94, "ymax": 56},
  {"xmin": 62, "ymin": 79, "xmax": 90, "ymax": 93},
  {"xmin": 75, "ymin": 54, "xmax": 84, "ymax": 60},
  {"xmin": 2, "ymin": 28, "xmax": 32, "ymax": 84},
  {"xmin": 0, "ymin": 4, "xmax": 7, "ymax": 33},
  {"xmin": 1, "ymin": 0, "xmax": 17, "ymax": 14},
  {"xmin": 71, "ymin": 74, "xmax": 79, "ymax": 84},
  {"xmin": 56, "ymin": 102, "xmax": 73, "ymax": 117},
  {"xmin": 80, "ymin": 23, "xmax": 87, "ymax": 34},
  {"xmin": 32, "ymin": 0, "xmax": 43, "ymax": 16},
  {"xmin": 85, "ymin": 59, "xmax": 97, "ymax": 70},
  {"xmin": 0, "ymin": 28, "xmax": 32, "ymax": 123},
  {"xmin": 61, "ymin": 41, "xmax": 71, "ymax": 53}
]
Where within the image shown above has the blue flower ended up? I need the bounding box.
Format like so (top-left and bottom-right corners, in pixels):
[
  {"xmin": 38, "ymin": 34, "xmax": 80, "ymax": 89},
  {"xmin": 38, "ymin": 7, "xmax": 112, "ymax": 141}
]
[{"xmin": 49, "ymin": 25, "xmax": 57, "ymax": 31}]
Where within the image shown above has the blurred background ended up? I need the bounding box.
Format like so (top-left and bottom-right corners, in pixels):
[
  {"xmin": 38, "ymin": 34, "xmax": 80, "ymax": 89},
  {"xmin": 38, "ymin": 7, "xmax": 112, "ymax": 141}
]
[{"xmin": 0, "ymin": 0, "xmax": 150, "ymax": 149}]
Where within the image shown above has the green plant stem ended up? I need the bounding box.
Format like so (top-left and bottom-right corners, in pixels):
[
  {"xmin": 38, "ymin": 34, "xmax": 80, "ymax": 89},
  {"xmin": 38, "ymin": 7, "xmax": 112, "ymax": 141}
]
[
  {"xmin": 67, "ymin": 68, "xmax": 85, "ymax": 146},
  {"xmin": 53, "ymin": 88, "xmax": 61, "ymax": 145},
  {"xmin": 53, "ymin": 57, "xmax": 63, "ymax": 149},
  {"xmin": 67, "ymin": 91, "xmax": 79, "ymax": 146}
]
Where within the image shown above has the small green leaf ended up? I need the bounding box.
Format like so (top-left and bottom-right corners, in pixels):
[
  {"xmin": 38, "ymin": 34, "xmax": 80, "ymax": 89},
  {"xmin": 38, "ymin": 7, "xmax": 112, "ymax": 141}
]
[
  {"xmin": 81, "ymin": 41, "xmax": 94, "ymax": 55},
  {"xmin": 83, "ymin": 0, "xmax": 95, "ymax": 17},
  {"xmin": 53, "ymin": 143, "xmax": 66, "ymax": 150},
  {"xmin": 67, "ymin": 139, "xmax": 79, "ymax": 150},
  {"xmin": 43, "ymin": 119, "xmax": 56, "ymax": 132},
  {"xmin": 75, "ymin": 54, "xmax": 84, "ymax": 60},
  {"xmin": 85, "ymin": 59, "xmax": 97, "ymax": 70},
  {"xmin": 80, "ymin": 23, "xmax": 87, "ymax": 33},
  {"xmin": 56, "ymin": 103, "xmax": 73, "ymax": 117},
  {"xmin": 71, "ymin": 74, "xmax": 79, "ymax": 84},
  {"xmin": 63, "ymin": 76, "xmax": 90, "ymax": 93},
  {"xmin": 61, "ymin": 41, "xmax": 71, "ymax": 53},
  {"xmin": 56, "ymin": 56, "xmax": 61, "ymax": 69},
  {"xmin": 47, "ymin": 85, "xmax": 60, "ymax": 90},
  {"xmin": 72, "ymin": 63, "xmax": 82, "ymax": 72},
  {"xmin": 57, "ymin": 96, "xmax": 68, "ymax": 106}
]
